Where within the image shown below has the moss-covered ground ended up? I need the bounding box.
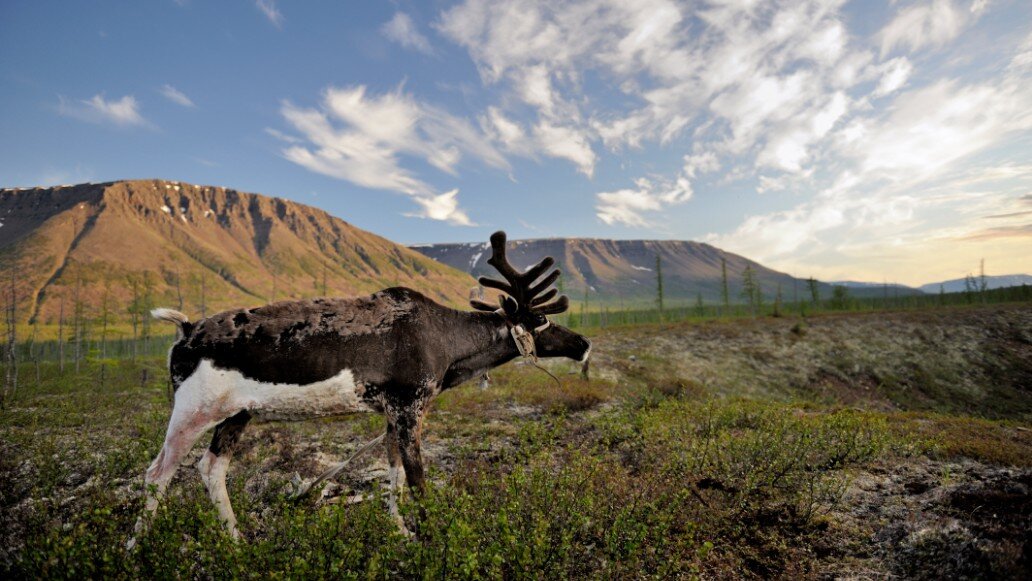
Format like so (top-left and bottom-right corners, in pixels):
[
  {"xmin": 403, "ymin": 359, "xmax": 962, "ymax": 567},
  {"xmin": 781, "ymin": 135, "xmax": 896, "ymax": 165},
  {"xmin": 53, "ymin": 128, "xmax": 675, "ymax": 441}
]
[{"xmin": 2, "ymin": 305, "xmax": 1029, "ymax": 578}]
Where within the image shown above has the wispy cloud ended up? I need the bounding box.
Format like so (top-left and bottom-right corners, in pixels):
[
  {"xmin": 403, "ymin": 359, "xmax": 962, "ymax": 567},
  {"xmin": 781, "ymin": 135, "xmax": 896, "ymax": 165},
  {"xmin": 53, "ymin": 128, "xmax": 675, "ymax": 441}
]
[
  {"xmin": 382, "ymin": 12, "xmax": 435, "ymax": 55},
  {"xmin": 436, "ymin": 0, "xmax": 871, "ymax": 218},
  {"xmin": 58, "ymin": 94, "xmax": 150, "ymax": 127},
  {"xmin": 278, "ymin": 85, "xmax": 508, "ymax": 225},
  {"xmin": 878, "ymin": 0, "xmax": 973, "ymax": 57},
  {"xmin": 960, "ymin": 224, "xmax": 1032, "ymax": 241},
  {"xmin": 434, "ymin": 0, "xmax": 1028, "ymax": 283},
  {"xmin": 35, "ymin": 163, "xmax": 94, "ymax": 187},
  {"xmin": 596, "ymin": 159, "xmax": 702, "ymax": 227},
  {"xmin": 159, "ymin": 84, "xmax": 194, "ymax": 107},
  {"xmin": 255, "ymin": 0, "xmax": 283, "ymax": 28},
  {"xmin": 264, "ymin": 127, "xmax": 301, "ymax": 144}
]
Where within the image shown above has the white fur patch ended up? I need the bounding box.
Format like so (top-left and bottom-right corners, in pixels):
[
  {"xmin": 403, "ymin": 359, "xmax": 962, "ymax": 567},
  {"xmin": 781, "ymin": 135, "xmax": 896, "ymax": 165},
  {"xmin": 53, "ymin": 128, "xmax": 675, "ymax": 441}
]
[
  {"xmin": 198, "ymin": 450, "xmax": 238, "ymax": 535},
  {"xmin": 178, "ymin": 359, "xmax": 374, "ymax": 422}
]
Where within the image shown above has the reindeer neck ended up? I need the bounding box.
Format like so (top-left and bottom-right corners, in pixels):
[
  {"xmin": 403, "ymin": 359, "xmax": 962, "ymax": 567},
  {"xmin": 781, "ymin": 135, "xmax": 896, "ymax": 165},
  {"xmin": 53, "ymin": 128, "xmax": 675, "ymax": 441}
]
[{"xmin": 441, "ymin": 311, "xmax": 520, "ymax": 389}]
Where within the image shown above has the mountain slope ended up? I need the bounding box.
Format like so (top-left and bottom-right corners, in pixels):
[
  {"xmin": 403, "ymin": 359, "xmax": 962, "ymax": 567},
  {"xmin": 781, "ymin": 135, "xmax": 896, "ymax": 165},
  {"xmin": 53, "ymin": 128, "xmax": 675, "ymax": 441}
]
[
  {"xmin": 412, "ymin": 238, "xmax": 836, "ymax": 306},
  {"xmin": 0, "ymin": 180, "xmax": 475, "ymax": 324},
  {"xmin": 919, "ymin": 274, "xmax": 1032, "ymax": 293}
]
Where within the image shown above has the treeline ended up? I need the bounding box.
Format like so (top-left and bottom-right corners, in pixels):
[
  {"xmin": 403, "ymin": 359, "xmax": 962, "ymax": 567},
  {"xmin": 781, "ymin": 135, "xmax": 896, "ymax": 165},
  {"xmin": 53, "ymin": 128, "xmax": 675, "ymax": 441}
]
[
  {"xmin": 561, "ymin": 282, "xmax": 1032, "ymax": 329},
  {"xmin": 560, "ymin": 254, "xmax": 1031, "ymax": 329},
  {"xmin": 0, "ymin": 260, "xmax": 185, "ymax": 408}
]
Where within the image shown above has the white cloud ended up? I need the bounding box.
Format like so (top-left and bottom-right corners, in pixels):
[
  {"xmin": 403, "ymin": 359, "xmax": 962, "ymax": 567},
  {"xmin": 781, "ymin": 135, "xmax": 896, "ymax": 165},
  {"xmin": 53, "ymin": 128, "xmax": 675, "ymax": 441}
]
[
  {"xmin": 708, "ymin": 197, "xmax": 848, "ymax": 259},
  {"xmin": 879, "ymin": 0, "xmax": 969, "ymax": 56},
  {"xmin": 431, "ymin": 0, "xmax": 1028, "ymax": 282},
  {"xmin": 872, "ymin": 57, "xmax": 913, "ymax": 97},
  {"xmin": 757, "ymin": 174, "xmax": 790, "ymax": 194},
  {"xmin": 595, "ymin": 175, "xmax": 692, "ymax": 227},
  {"xmin": 683, "ymin": 151, "xmax": 720, "ymax": 179},
  {"xmin": 757, "ymin": 91, "xmax": 849, "ymax": 172},
  {"xmin": 848, "ymin": 78, "xmax": 1032, "ymax": 180},
  {"xmin": 1008, "ymin": 30, "xmax": 1032, "ymax": 71},
  {"xmin": 382, "ymin": 12, "xmax": 435, "ymax": 55},
  {"xmin": 480, "ymin": 106, "xmax": 528, "ymax": 153},
  {"xmin": 160, "ymin": 84, "xmax": 194, "ymax": 107},
  {"xmin": 406, "ymin": 189, "xmax": 474, "ymax": 225},
  {"xmin": 596, "ymin": 186, "xmax": 662, "ymax": 227},
  {"xmin": 710, "ymin": 45, "xmax": 1032, "ymax": 283},
  {"xmin": 58, "ymin": 94, "xmax": 150, "ymax": 127},
  {"xmin": 279, "ymin": 85, "xmax": 508, "ymax": 225},
  {"xmin": 534, "ymin": 122, "xmax": 596, "ymax": 176},
  {"xmin": 255, "ymin": 0, "xmax": 283, "ymax": 27},
  {"xmin": 969, "ymin": 0, "xmax": 990, "ymax": 15},
  {"xmin": 437, "ymin": 0, "xmax": 869, "ymax": 179},
  {"xmin": 518, "ymin": 65, "xmax": 558, "ymax": 117}
]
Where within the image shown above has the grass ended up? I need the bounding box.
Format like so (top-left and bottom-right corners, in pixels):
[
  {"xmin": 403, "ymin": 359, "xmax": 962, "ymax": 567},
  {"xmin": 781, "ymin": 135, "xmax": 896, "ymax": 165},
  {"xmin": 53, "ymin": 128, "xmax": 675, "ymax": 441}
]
[{"xmin": 2, "ymin": 304, "xmax": 1030, "ymax": 578}]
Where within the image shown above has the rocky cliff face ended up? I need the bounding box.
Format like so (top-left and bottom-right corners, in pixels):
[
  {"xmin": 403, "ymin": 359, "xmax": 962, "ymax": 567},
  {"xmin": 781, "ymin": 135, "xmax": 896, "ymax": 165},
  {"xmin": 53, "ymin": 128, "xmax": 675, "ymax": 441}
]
[
  {"xmin": 0, "ymin": 180, "xmax": 475, "ymax": 323},
  {"xmin": 413, "ymin": 237, "xmax": 824, "ymax": 305}
]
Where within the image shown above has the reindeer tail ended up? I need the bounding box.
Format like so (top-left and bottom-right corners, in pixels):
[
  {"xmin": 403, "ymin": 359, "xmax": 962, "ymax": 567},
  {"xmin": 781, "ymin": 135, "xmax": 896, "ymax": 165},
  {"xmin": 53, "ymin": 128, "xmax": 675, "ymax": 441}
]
[{"xmin": 151, "ymin": 308, "xmax": 192, "ymax": 338}]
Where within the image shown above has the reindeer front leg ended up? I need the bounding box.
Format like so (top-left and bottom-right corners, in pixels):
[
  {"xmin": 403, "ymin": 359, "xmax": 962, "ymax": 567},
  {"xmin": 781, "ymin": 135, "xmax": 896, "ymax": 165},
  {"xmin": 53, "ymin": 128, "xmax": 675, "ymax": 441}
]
[
  {"xmin": 398, "ymin": 415, "xmax": 426, "ymax": 493},
  {"xmin": 385, "ymin": 392, "xmax": 430, "ymax": 535}
]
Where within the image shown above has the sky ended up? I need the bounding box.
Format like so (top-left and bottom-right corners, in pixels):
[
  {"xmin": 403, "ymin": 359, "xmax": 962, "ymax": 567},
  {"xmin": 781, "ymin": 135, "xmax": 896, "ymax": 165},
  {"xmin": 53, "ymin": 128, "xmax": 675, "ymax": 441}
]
[{"xmin": 1, "ymin": 0, "xmax": 1029, "ymax": 286}]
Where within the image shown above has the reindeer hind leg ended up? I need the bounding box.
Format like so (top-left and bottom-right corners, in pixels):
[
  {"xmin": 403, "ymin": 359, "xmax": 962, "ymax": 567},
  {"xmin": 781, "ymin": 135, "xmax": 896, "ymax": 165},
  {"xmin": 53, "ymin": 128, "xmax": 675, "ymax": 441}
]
[
  {"xmin": 198, "ymin": 410, "xmax": 251, "ymax": 539},
  {"xmin": 130, "ymin": 367, "xmax": 227, "ymax": 548},
  {"xmin": 384, "ymin": 421, "xmax": 409, "ymax": 534}
]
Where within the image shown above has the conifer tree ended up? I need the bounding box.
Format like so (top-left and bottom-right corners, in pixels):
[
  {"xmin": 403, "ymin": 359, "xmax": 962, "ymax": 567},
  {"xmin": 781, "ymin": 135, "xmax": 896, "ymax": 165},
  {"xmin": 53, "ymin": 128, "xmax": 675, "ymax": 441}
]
[
  {"xmin": 807, "ymin": 277, "xmax": 820, "ymax": 308},
  {"xmin": 741, "ymin": 265, "xmax": 758, "ymax": 317},
  {"xmin": 720, "ymin": 257, "xmax": 730, "ymax": 314}
]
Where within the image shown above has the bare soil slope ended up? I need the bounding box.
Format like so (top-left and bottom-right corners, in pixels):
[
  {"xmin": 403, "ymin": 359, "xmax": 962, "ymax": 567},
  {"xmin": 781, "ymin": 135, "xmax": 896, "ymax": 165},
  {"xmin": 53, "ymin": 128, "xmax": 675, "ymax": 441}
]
[{"xmin": 0, "ymin": 180, "xmax": 476, "ymax": 323}]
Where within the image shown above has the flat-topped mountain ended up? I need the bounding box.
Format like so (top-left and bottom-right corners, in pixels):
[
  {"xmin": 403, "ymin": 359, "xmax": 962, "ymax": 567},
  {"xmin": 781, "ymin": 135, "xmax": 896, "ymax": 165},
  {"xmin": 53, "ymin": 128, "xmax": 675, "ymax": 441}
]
[{"xmin": 0, "ymin": 180, "xmax": 475, "ymax": 324}]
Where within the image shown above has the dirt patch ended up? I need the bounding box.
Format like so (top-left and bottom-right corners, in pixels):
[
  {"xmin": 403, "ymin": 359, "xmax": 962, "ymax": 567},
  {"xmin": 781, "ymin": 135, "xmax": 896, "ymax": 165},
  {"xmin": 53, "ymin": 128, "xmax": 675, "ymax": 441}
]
[{"xmin": 827, "ymin": 457, "xmax": 1030, "ymax": 579}]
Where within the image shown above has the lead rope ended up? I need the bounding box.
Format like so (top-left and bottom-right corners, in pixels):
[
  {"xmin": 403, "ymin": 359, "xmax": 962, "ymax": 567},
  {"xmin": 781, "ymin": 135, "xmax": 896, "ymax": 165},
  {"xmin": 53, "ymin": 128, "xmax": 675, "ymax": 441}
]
[
  {"xmin": 510, "ymin": 324, "xmax": 563, "ymax": 391},
  {"xmin": 292, "ymin": 431, "xmax": 386, "ymax": 502}
]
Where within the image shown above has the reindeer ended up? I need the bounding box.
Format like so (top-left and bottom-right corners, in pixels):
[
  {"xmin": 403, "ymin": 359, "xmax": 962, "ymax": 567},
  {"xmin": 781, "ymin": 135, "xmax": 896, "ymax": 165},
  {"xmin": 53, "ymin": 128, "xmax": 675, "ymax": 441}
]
[{"xmin": 130, "ymin": 231, "xmax": 590, "ymax": 545}]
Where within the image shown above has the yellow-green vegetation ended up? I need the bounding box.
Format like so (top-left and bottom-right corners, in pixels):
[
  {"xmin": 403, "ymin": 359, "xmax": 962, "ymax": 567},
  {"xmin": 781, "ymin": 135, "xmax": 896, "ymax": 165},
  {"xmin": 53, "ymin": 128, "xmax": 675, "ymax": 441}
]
[{"xmin": 2, "ymin": 305, "xmax": 1030, "ymax": 578}]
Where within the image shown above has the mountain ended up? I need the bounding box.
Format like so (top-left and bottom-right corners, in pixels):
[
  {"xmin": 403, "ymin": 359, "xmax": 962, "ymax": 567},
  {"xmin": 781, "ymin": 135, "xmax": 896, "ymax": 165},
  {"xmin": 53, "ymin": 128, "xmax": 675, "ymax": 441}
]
[
  {"xmin": 829, "ymin": 281, "xmax": 925, "ymax": 296},
  {"xmin": 0, "ymin": 180, "xmax": 476, "ymax": 324},
  {"xmin": 919, "ymin": 274, "xmax": 1032, "ymax": 294},
  {"xmin": 411, "ymin": 238, "xmax": 838, "ymax": 306}
]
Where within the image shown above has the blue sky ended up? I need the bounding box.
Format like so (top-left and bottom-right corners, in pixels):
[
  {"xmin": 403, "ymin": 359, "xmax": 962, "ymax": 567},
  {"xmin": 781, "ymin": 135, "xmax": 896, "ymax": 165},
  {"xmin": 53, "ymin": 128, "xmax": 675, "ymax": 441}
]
[{"xmin": 1, "ymin": 0, "xmax": 1029, "ymax": 285}]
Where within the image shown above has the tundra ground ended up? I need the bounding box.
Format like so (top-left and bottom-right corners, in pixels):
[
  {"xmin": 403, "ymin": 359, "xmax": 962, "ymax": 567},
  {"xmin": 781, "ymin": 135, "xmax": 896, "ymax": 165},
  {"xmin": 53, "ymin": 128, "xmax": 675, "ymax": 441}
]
[{"xmin": 2, "ymin": 305, "xmax": 1030, "ymax": 578}]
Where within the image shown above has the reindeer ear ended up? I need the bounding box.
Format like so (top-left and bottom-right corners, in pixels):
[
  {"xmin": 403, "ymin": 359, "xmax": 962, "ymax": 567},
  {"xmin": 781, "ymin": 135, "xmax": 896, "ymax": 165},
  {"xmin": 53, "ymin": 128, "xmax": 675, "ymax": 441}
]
[{"xmin": 501, "ymin": 295, "xmax": 519, "ymax": 317}]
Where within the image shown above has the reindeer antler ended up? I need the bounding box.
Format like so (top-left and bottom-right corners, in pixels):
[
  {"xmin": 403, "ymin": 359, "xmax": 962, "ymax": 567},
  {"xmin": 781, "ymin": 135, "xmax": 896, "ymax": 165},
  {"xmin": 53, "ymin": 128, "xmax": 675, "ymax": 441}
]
[{"xmin": 470, "ymin": 231, "xmax": 569, "ymax": 315}]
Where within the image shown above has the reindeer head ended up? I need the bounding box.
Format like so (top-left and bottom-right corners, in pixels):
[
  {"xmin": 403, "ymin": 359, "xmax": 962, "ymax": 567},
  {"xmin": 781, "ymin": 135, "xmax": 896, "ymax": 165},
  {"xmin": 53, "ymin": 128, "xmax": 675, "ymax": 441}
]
[{"xmin": 470, "ymin": 231, "xmax": 591, "ymax": 362}]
